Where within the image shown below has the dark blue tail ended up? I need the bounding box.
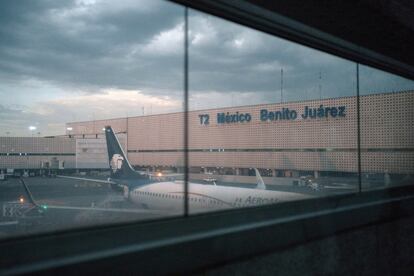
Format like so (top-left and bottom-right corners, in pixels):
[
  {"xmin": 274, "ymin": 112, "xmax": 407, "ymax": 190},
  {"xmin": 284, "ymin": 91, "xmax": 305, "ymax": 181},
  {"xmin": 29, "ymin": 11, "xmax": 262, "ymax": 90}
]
[{"xmin": 104, "ymin": 126, "xmax": 145, "ymax": 180}]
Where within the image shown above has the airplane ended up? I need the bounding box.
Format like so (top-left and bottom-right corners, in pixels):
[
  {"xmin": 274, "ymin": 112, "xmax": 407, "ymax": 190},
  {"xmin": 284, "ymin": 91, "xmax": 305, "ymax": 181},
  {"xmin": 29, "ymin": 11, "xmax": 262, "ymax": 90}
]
[
  {"xmin": 59, "ymin": 126, "xmax": 311, "ymax": 213},
  {"xmin": 8, "ymin": 126, "xmax": 313, "ymax": 222}
]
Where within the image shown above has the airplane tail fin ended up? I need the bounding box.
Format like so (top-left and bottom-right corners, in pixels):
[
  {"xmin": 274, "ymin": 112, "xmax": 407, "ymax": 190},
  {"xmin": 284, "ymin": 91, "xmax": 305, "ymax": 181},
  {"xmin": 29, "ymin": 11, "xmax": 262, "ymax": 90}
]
[
  {"xmin": 254, "ymin": 168, "xmax": 266, "ymax": 190},
  {"xmin": 104, "ymin": 126, "xmax": 144, "ymax": 180}
]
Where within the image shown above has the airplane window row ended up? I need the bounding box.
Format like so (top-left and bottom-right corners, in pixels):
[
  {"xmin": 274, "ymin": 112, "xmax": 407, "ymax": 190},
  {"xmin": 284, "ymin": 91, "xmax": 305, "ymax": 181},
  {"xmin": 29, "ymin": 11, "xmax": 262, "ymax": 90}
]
[
  {"xmin": 134, "ymin": 191, "xmax": 183, "ymax": 200},
  {"xmin": 132, "ymin": 190, "xmax": 224, "ymax": 205}
]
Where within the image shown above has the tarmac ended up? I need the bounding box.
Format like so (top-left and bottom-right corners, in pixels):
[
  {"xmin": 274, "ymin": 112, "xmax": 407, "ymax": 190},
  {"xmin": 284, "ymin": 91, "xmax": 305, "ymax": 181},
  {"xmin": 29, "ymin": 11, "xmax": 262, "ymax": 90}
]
[{"xmin": 0, "ymin": 174, "xmax": 364, "ymax": 240}]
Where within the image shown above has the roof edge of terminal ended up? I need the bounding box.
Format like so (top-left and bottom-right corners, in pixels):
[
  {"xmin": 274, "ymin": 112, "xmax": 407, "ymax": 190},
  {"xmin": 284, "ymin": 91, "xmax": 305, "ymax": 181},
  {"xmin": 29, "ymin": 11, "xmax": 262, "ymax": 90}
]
[{"xmin": 65, "ymin": 90, "xmax": 414, "ymax": 125}]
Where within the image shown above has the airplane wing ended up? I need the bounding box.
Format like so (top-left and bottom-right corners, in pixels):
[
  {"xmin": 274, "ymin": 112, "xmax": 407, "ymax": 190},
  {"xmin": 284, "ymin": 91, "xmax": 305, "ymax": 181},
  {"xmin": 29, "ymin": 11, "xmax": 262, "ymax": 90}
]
[
  {"xmin": 142, "ymin": 172, "xmax": 183, "ymax": 178},
  {"xmin": 56, "ymin": 175, "xmax": 116, "ymax": 184},
  {"xmin": 41, "ymin": 204, "xmax": 173, "ymax": 215},
  {"xmin": 19, "ymin": 178, "xmax": 174, "ymax": 216}
]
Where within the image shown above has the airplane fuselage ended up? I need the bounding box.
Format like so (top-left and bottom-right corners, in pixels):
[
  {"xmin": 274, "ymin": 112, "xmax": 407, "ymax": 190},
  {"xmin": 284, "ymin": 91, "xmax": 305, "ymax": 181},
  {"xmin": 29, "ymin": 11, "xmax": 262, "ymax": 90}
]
[
  {"xmin": 125, "ymin": 181, "xmax": 310, "ymax": 212},
  {"xmin": 104, "ymin": 126, "xmax": 311, "ymax": 213}
]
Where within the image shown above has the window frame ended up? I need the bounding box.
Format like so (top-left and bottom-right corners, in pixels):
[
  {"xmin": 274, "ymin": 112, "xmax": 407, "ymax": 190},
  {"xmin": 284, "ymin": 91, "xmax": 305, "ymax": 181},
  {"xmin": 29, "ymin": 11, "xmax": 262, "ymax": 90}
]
[
  {"xmin": 1, "ymin": 185, "xmax": 414, "ymax": 274},
  {"xmin": 1, "ymin": 1, "xmax": 414, "ymax": 274}
]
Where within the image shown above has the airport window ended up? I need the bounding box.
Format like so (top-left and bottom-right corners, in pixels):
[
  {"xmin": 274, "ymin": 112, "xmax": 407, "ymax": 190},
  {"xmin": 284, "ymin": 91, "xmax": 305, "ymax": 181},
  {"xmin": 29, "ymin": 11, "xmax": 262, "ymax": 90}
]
[
  {"xmin": 0, "ymin": 0, "xmax": 413, "ymax": 243},
  {"xmin": 0, "ymin": 0, "xmax": 186, "ymax": 238},
  {"xmin": 187, "ymin": 8, "xmax": 359, "ymax": 214},
  {"xmin": 359, "ymin": 66, "xmax": 414, "ymax": 190}
]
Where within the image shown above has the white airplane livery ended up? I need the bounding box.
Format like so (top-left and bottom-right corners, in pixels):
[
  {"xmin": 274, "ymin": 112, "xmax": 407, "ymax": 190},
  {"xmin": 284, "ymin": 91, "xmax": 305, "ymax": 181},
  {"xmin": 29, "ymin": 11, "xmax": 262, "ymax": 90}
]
[{"xmin": 102, "ymin": 126, "xmax": 311, "ymax": 212}]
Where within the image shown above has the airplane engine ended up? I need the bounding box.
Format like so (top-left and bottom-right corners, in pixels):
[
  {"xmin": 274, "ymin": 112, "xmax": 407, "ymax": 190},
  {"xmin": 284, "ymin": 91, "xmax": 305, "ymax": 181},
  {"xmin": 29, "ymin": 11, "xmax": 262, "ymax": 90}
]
[{"xmin": 109, "ymin": 180, "xmax": 124, "ymax": 193}]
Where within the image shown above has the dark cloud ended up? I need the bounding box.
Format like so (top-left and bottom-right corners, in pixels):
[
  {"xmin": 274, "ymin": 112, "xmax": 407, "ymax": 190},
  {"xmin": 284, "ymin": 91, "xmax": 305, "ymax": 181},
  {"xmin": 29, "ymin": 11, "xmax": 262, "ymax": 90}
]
[
  {"xmin": 0, "ymin": 0, "xmax": 185, "ymax": 92},
  {"xmin": 192, "ymin": 11, "xmax": 414, "ymax": 98},
  {"xmin": 0, "ymin": 0, "xmax": 413, "ymax": 135},
  {"xmin": 187, "ymin": 12, "xmax": 357, "ymax": 100},
  {"xmin": 1, "ymin": 1, "xmax": 412, "ymax": 96}
]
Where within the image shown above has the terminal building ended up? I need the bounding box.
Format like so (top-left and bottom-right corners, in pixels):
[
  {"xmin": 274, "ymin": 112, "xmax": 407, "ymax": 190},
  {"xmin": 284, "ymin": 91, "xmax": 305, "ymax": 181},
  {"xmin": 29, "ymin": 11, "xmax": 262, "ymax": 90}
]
[
  {"xmin": 1, "ymin": 91, "xmax": 413, "ymax": 182},
  {"xmin": 0, "ymin": 137, "xmax": 75, "ymax": 175}
]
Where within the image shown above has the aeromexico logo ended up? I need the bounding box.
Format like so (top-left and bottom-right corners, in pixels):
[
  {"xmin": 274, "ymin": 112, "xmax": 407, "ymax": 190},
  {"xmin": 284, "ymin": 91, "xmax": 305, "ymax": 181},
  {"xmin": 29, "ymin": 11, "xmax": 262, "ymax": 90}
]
[{"xmin": 110, "ymin": 154, "xmax": 124, "ymax": 173}]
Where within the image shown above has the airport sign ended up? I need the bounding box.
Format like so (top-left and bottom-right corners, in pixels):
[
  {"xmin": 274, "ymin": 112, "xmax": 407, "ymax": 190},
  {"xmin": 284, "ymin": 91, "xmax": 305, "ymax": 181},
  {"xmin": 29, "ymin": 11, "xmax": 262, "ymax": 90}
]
[{"xmin": 199, "ymin": 105, "xmax": 346, "ymax": 125}]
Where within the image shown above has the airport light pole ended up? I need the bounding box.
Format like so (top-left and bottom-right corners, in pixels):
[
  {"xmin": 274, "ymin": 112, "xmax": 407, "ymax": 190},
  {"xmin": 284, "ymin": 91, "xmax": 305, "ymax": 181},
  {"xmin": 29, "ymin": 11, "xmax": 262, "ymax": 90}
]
[
  {"xmin": 66, "ymin": 127, "xmax": 73, "ymax": 138},
  {"xmin": 29, "ymin": 126, "xmax": 37, "ymax": 137},
  {"xmin": 280, "ymin": 68, "xmax": 283, "ymax": 103}
]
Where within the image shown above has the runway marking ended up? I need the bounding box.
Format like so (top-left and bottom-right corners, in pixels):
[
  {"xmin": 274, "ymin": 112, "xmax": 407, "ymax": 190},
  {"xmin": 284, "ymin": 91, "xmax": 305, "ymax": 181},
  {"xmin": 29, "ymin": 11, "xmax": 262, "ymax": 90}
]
[{"xmin": 0, "ymin": 221, "xmax": 18, "ymax": 226}]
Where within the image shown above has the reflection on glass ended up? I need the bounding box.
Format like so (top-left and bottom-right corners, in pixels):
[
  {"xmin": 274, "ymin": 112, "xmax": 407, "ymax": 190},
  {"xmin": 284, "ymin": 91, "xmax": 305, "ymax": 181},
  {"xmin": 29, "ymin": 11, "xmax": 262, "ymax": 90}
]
[
  {"xmin": 0, "ymin": 0, "xmax": 184, "ymax": 238},
  {"xmin": 187, "ymin": 10, "xmax": 358, "ymax": 214},
  {"xmin": 1, "ymin": 0, "xmax": 412, "ymax": 241},
  {"xmin": 359, "ymin": 65, "xmax": 414, "ymax": 190}
]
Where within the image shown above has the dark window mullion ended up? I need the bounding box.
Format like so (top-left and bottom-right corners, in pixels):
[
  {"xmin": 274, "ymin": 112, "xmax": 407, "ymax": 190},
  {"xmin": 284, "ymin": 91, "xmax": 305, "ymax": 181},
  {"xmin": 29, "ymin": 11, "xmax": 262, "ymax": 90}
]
[{"xmin": 183, "ymin": 7, "xmax": 189, "ymax": 217}]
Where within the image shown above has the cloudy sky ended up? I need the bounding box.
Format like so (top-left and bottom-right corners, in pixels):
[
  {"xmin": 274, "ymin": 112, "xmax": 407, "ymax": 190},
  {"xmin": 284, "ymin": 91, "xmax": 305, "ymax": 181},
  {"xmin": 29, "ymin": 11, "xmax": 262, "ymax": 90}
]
[{"xmin": 1, "ymin": 0, "xmax": 413, "ymax": 136}]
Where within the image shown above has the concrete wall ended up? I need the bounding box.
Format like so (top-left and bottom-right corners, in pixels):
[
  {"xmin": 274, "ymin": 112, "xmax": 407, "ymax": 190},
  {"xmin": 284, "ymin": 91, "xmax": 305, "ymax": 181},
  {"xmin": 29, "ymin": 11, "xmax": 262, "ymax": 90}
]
[
  {"xmin": 0, "ymin": 137, "xmax": 74, "ymax": 153},
  {"xmin": 66, "ymin": 118, "xmax": 127, "ymax": 136},
  {"xmin": 0, "ymin": 134, "xmax": 130, "ymax": 170},
  {"xmin": 203, "ymin": 216, "xmax": 414, "ymax": 275},
  {"xmin": 0, "ymin": 137, "xmax": 75, "ymax": 169},
  {"xmin": 66, "ymin": 91, "xmax": 414, "ymax": 174},
  {"xmin": 75, "ymin": 134, "xmax": 127, "ymax": 169},
  {"xmin": 76, "ymin": 138, "xmax": 109, "ymax": 169}
]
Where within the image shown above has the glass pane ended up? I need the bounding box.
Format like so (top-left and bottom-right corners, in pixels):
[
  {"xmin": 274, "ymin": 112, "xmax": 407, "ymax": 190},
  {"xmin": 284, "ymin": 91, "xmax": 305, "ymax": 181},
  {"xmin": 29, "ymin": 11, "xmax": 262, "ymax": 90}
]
[
  {"xmin": 359, "ymin": 65, "xmax": 414, "ymax": 190},
  {"xmin": 0, "ymin": 0, "xmax": 184, "ymax": 238},
  {"xmin": 187, "ymin": 10, "xmax": 358, "ymax": 214}
]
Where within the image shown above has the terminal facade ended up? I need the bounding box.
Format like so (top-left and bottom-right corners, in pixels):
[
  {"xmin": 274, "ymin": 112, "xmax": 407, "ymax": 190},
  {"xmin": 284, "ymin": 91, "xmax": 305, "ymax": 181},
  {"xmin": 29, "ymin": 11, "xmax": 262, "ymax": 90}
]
[{"xmin": 1, "ymin": 91, "xmax": 413, "ymax": 181}]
